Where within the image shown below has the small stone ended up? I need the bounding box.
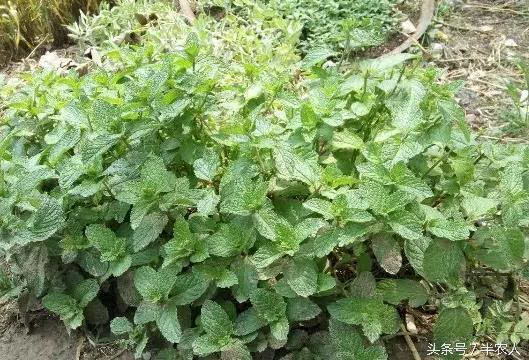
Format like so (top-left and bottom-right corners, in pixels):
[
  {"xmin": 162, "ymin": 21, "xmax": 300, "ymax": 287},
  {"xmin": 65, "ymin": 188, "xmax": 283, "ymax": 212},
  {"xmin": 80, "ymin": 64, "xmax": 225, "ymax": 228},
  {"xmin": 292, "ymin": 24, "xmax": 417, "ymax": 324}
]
[
  {"xmin": 405, "ymin": 314, "xmax": 418, "ymax": 334},
  {"xmin": 401, "ymin": 19, "xmax": 416, "ymax": 34},
  {"xmin": 504, "ymin": 38, "xmax": 518, "ymax": 47},
  {"xmin": 520, "ymin": 90, "xmax": 528, "ymax": 105},
  {"xmin": 479, "ymin": 25, "xmax": 493, "ymax": 32},
  {"xmin": 430, "ymin": 43, "xmax": 445, "ymax": 59}
]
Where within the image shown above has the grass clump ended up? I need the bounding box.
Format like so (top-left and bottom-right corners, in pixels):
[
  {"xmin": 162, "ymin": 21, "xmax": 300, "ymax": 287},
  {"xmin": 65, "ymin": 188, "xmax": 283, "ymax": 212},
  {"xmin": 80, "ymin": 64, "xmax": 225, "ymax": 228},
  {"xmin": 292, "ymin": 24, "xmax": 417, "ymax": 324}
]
[{"xmin": 0, "ymin": 0, "xmax": 102, "ymax": 65}]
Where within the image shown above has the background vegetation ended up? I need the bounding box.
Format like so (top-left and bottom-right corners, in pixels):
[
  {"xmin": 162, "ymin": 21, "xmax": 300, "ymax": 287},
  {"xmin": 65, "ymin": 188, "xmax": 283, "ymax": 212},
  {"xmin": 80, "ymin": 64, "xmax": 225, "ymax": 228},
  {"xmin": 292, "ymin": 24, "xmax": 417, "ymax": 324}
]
[{"xmin": 0, "ymin": 0, "xmax": 103, "ymax": 65}]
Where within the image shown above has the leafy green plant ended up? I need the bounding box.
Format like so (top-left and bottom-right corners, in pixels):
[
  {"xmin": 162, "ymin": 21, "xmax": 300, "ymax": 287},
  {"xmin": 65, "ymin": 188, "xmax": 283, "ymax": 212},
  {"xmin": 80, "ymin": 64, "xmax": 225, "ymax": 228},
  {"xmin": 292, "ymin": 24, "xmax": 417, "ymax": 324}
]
[
  {"xmin": 265, "ymin": 0, "xmax": 400, "ymax": 52},
  {"xmin": 2, "ymin": 20, "xmax": 529, "ymax": 359},
  {"xmin": 501, "ymin": 60, "xmax": 529, "ymax": 136}
]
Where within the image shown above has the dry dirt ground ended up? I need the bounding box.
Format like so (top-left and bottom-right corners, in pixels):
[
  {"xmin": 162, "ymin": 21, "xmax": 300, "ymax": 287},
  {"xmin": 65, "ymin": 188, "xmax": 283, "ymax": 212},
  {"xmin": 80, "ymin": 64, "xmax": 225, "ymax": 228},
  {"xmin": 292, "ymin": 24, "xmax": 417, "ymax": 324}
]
[
  {"xmin": 1, "ymin": 1, "xmax": 528, "ymax": 360},
  {"xmin": 432, "ymin": 0, "xmax": 529, "ymax": 139}
]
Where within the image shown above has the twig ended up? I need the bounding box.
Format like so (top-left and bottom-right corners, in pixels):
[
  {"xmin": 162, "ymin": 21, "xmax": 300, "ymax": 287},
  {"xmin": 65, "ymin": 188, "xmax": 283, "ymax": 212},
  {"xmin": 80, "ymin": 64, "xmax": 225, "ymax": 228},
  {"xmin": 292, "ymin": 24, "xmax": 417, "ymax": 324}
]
[
  {"xmin": 434, "ymin": 19, "xmax": 491, "ymax": 33},
  {"xmin": 401, "ymin": 323, "xmax": 422, "ymax": 360},
  {"xmin": 24, "ymin": 34, "xmax": 50, "ymax": 60},
  {"xmin": 105, "ymin": 348, "xmax": 126, "ymax": 360},
  {"xmin": 471, "ymin": 78, "xmax": 508, "ymax": 90},
  {"xmin": 177, "ymin": 0, "xmax": 196, "ymax": 23},
  {"xmin": 384, "ymin": 0, "xmax": 435, "ymax": 56},
  {"xmin": 75, "ymin": 337, "xmax": 84, "ymax": 360}
]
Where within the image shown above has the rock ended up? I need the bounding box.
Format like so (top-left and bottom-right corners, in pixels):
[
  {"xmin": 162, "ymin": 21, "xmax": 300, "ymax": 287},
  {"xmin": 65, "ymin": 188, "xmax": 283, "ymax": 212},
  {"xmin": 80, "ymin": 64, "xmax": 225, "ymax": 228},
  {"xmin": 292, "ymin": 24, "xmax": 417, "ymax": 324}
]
[
  {"xmin": 479, "ymin": 25, "xmax": 494, "ymax": 32},
  {"xmin": 405, "ymin": 313, "xmax": 418, "ymax": 334},
  {"xmin": 38, "ymin": 51, "xmax": 77, "ymax": 74},
  {"xmin": 504, "ymin": 38, "xmax": 518, "ymax": 47},
  {"xmin": 520, "ymin": 90, "xmax": 528, "ymax": 105},
  {"xmin": 401, "ymin": 19, "xmax": 416, "ymax": 34},
  {"xmin": 430, "ymin": 43, "xmax": 445, "ymax": 59}
]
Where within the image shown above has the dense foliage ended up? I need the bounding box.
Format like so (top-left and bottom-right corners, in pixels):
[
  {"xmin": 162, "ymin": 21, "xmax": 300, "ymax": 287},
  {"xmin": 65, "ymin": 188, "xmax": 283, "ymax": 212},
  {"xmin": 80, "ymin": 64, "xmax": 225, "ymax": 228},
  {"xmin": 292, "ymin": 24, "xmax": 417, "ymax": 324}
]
[
  {"xmin": 265, "ymin": 0, "xmax": 399, "ymax": 52},
  {"xmin": 2, "ymin": 1, "xmax": 529, "ymax": 360}
]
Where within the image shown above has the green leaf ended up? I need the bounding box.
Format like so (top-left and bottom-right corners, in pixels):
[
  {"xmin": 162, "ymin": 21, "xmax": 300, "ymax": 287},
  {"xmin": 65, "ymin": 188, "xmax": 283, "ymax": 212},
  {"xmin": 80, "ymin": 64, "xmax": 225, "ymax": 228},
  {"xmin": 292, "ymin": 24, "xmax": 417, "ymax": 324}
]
[
  {"xmin": 461, "ymin": 195, "xmax": 498, "ymax": 220},
  {"xmin": 388, "ymin": 210, "xmax": 423, "ymax": 241},
  {"xmin": 328, "ymin": 297, "xmax": 399, "ymax": 342},
  {"xmin": 134, "ymin": 301, "xmax": 161, "ymax": 325},
  {"xmin": 270, "ymin": 317, "xmax": 289, "ymax": 341},
  {"xmin": 329, "ymin": 319, "xmax": 388, "ymax": 360},
  {"xmin": 72, "ymin": 279, "xmax": 99, "ymax": 308},
  {"xmin": 234, "ymin": 308, "xmax": 266, "ymax": 336},
  {"xmin": 42, "ymin": 292, "xmax": 83, "ymax": 329},
  {"xmin": 301, "ymin": 47, "xmax": 336, "ymax": 68},
  {"xmin": 141, "ymin": 155, "xmax": 177, "ymax": 193},
  {"xmin": 208, "ymin": 218, "xmax": 256, "ymax": 257},
  {"xmin": 423, "ymin": 239, "xmax": 465, "ymax": 284},
  {"xmin": 201, "ymin": 300, "xmax": 234, "ymax": 338},
  {"xmin": 194, "ymin": 149, "xmax": 220, "ymax": 181},
  {"xmin": 300, "ymin": 102, "xmax": 319, "ymax": 129},
  {"xmin": 472, "ymin": 227, "xmax": 525, "ymax": 272},
  {"xmin": 331, "ymin": 130, "xmax": 364, "ymax": 150},
  {"xmin": 221, "ymin": 340, "xmax": 252, "ymax": 360},
  {"xmin": 286, "ymin": 297, "xmax": 321, "ymax": 322},
  {"xmin": 16, "ymin": 197, "xmax": 64, "ymax": 245},
  {"xmin": 156, "ymin": 302, "xmax": 182, "ymax": 343},
  {"xmin": 404, "ymin": 235, "xmax": 431, "ymax": 277},
  {"xmin": 110, "ymin": 317, "xmax": 133, "ymax": 335},
  {"xmin": 193, "ymin": 334, "xmax": 223, "ymax": 357},
  {"xmin": 133, "ymin": 212, "xmax": 168, "ymax": 252},
  {"xmin": 171, "ymin": 272, "xmax": 209, "ymax": 305},
  {"xmin": 85, "ymin": 224, "xmax": 126, "ymax": 262},
  {"xmin": 377, "ymin": 279, "xmax": 428, "ymax": 307},
  {"xmin": 134, "ymin": 264, "xmax": 180, "ymax": 303},
  {"xmin": 285, "ymin": 258, "xmax": 318, "ymax": 297},
  {"xmin": 273, "ymin": 146, "xmax": 321, "ymax": 189},
  {"xmin": 372, "ymin": 235, "xmax": 402, "ymax": 275},
  {"xmin": 250, "ymin": 288, "xmax": 287, "ymax": 324},
  {"xmin": 427, "ymin": 218, "xmax": 470, "ymax": 241},
  {"xmin": 433, "ymin": 308, "xmax": 474, "ymax": 360},
  {"xmin": 231, "ymin": 258, "xmax": 258, "ymax": 303}
]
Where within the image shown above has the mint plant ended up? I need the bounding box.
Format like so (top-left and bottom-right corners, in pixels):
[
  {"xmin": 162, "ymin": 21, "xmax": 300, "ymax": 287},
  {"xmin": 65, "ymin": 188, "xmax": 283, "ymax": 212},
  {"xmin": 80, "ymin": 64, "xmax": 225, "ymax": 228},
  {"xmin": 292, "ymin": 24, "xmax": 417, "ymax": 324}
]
[{"xmin": 1, "ymin": 29, "xmax": 529, "ymax": 359}]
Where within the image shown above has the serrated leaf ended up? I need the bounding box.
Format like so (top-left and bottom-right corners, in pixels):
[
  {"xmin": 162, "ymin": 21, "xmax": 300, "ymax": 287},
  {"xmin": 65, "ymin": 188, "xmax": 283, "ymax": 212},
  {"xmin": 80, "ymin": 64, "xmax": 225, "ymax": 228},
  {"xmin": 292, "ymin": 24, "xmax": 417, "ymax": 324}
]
[
  {"xmin": 250, "ymin": 288, "xmax": 286, "ymax": 324},
  {"xmin": 287, "ymin": 297, "xmax": 321, "ymax": 322},
  {"xmin": 372, "ymin": 235, "xmax": 402, "ymax": 275},
  {"xmin": 329, "ymin": 319, "xmax": 388, "ymax": 360},
  {"xmin": 231, "ymin": 258, "xmax": 258, "ymax": 303},
  {"xmin": 301, "ymin": 47, "xmax": 336, "ymax": 68},
  {"xmin": 134, "ymin": 264, "xmax": 180, "ymax": 303},
  {"xmin": 157, "ymin": 302, "xmax": 182, "ymax": 343},
  {"xmin": 133, "ymin": 212, "xmax": 168, "ymax": 252},
  {"xmin": 208, "ymin": 217, "xmax": 256, "ymax": 257},
  {"xmin": 404, "ymin": 235, "xmax": 431, "ymax": 277},
  {"xmin": 285, "ymin": 258, "xmax": 318, "ymax": 297},
  {"xmin": 461, "ymin": 195, "xmax": 498, "ymax": 220},
  {"xmin": 331, "ymin": 130, "xmax": 364, "ymax": 150},
  {"xmin": 72, "ymin": 279, "xmax": 99, "ymax": 308},
  {"xmin": 85, "ymin": 224, "xmax": 126, "ymax": 262},
  {"xmin": 171, "ymin": 272, "xmax": 209, "ymax": 305},
  {"xmin": 193, "ymin": 334, "xmax": 223, "ymax": 356},
  {"xmin": 377, "ymin": 279, "xmax": 428, "ymax": 307},
  {"xmin": 194, "ymin": 150, "xmax": 220, "ymax": 181},
  {"xmin": 427, "ymin": 218, "xmax": 470, "ymax": 241},
  {"xmin": 433, "ymin": 308, "xmax": 474, "ymax": 360},
  {"xmin": 201, "ymin": 300, "xmax": 234, "ymax": 338},
  {"xmin": 270, "ymin": 317, "xmax": 289, "ymax": 341},
  {"xmin": 110, "ymin": 317, "xmax": 133, "ymax": 335},
  {"xmin": 234, "ymin": 307, "xmax": 266, "ymax": 336},
  {"xmin": 423, "ymin": 239, "xmax": 465, "ymax": 284},
  {"xmin": 328, "ymin": 297, "xmax": 399, "ymax": 342}
]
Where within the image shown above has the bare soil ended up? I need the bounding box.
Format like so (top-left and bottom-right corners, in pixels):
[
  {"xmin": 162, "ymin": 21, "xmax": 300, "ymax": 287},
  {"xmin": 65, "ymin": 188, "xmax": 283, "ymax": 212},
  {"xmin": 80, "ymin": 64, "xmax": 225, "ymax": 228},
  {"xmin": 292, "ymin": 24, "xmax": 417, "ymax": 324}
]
[{"xmin": 431, "ymin": 0, "xmax": 529, "ymax": 138}]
